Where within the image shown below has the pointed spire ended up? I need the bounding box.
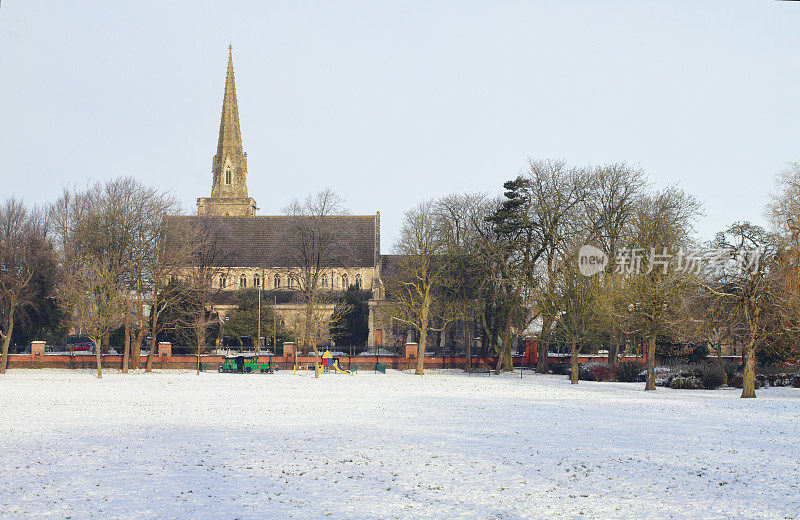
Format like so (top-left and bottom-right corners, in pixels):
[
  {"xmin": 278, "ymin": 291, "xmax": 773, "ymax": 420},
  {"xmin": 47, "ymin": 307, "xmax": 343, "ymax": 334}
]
[{"xmin": 216, "ymin": 45, "xmax": 243, "ymax": 159}]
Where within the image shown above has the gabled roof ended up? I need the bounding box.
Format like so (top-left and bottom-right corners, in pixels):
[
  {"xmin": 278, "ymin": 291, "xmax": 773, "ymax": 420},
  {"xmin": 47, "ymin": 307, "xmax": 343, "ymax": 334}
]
[{"xmin": 168, "ymin": 215, "xmax": 379, "ymax": 268}]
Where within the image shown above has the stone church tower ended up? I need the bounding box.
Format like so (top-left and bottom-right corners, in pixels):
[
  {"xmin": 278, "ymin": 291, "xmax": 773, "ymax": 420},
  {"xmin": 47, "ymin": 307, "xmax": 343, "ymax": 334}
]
[{"xmin": 197, "ymin": 46, "xmax": 258, "ymax": 217}]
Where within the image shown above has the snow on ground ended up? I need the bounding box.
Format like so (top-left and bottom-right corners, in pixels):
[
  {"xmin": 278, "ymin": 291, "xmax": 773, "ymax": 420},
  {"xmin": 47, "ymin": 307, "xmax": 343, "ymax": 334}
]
[{"xmin": 0, "ymin": 369, "xmax": 798, "ymax": 520}]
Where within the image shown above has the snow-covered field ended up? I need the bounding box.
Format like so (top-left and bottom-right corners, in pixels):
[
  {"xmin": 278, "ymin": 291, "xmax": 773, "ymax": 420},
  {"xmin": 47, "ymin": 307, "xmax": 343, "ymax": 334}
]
[{"xmin": 1, "ymin": 369, "xmax": 798, "ymax": 520}]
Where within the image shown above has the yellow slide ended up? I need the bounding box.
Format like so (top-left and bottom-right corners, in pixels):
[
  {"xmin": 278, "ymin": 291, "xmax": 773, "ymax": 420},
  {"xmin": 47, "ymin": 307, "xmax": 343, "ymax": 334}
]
[{"xmin": 332, "ymin": 359, "xmax": 350, "ymax": 374}]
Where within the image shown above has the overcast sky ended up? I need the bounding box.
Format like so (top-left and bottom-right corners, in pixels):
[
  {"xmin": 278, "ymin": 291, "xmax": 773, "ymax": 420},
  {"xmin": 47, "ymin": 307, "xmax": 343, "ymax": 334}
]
[{"xmin": 1, "ymin": 1, "xmax": 799, "ymax": 249}]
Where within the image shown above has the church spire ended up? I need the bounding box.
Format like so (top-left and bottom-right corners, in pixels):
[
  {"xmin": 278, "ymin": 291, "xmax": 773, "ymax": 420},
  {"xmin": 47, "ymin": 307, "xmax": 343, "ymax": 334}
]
[
  {"xmin": 198, "ymin": 46, "xmax": 257, "ymax": 216},
  {"xmin": 216, "ymin": 45, "xmax": 243, "ymax": 161}
]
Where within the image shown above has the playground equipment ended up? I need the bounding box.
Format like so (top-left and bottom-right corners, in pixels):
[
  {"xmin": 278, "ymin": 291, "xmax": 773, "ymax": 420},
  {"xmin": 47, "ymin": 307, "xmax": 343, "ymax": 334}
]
[
  {"xmin": 218, "ymin": 355, "xmax": 272, "ymax": 374},
  {"xmin": 321, "ymin": 350, "xmax": 350, "ymax": 374}
]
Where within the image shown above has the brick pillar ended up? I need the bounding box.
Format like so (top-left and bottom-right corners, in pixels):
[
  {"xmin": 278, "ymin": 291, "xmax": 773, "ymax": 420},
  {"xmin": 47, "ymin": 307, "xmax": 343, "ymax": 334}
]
[
  {"xmin": 524, "ymin": 338, "xmax": 537, "ymax": 365},
  {"xmin": 404, "ymin": 342, "xmax": 418, "ymax": 359},
  {"xmin": 283, "ymin": 342, "xmax": 296, "ymax": 359},
  {"xmin": 157, "ymin": 342, "xmax": 171, "ymax": 357},
  {"xmin": 31, "ymin": 341, "xmax": 46, "ymax": 357}
]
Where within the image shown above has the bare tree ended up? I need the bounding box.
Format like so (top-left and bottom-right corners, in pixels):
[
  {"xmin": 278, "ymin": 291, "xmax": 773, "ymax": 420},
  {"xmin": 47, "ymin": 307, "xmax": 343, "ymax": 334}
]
[
  {"xmin": 0, "ymin": 199, "xmax": 53, "ymax": 373},
  {"xmin": 436, "ymin": 193, "xmax": 488, "ymax": 371},
  {"xmin": 385, "ymin": 201, "xmax": 457, "ymax": 375},
  {"xmin": 57, "ymin": 256, "xmax": 123, "ymax": 379},
  {"xmin": 583, "ymin": 163, "xmax": 647, "ymax": 367},
  {"xmin": 282, "ymin": 188, "xmax": 350, "ymax": 378},
  {"xmin": 552, "ymin": 245, "xmax": 600, "ymax": 384},
  {"xmin": 487, "ymin": 160, "xmax": 592, "ymax": 373},
  {"xmin": 698, "ymin": 223, "xmax": 779, "ymax": 398},
  {"xmin": 123, "ymin": 183, "xmax": 181, "ymax": 370},
  {"xmin": 145, "ymin": 216, "xmax": 195, "ymax": 373},
  {"xmin": 174, "ymin": 218, "xmax": 235, "ymax": 374},
  {"xmin": 621, "ymin": 187, "xmax": 701, "ymax": 390}
]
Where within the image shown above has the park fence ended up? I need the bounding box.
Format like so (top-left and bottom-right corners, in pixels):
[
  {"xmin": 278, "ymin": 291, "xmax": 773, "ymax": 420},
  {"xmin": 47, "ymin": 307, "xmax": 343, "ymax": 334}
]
[{"xmin": 5, "ymin": 339, "xmax": 648, "ymax": 371}]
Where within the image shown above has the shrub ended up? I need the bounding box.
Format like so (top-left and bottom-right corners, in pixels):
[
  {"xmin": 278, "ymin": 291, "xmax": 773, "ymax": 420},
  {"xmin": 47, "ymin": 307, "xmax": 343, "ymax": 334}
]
[
  {"xmin": 616, "ymin": 362, "xmax": 642, "ymax": 383},
  {"xmin": 670, "ymin": 374, "xmax": 703, "ymax": 389},
  {"xmin": 591, "ymin": 363, "xmax": 617, "ymax": 382},
  {"xmin": 730, "ymin": 373, "xmax": 762, "ymax": 389},
  {"xmin": 550, "ymin": 362, "xmax": 570, "ymax": 375},
  {"xmin": 579, "ymin": 362, "xmax": 599, "ymax": 381},
  {"xmin": 699, "ymin": 366, "xmax": 725, "ymax": 390},
  {"xmin": 791, "ymin": 374, "xmax": 800, "ymax": 388}
]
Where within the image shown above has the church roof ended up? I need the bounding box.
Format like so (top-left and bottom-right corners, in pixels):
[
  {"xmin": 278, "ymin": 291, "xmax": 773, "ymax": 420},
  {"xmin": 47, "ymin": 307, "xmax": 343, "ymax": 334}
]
[{"xmin": 168, "ymin": 215, "xmax": 379, "ymax": 268}]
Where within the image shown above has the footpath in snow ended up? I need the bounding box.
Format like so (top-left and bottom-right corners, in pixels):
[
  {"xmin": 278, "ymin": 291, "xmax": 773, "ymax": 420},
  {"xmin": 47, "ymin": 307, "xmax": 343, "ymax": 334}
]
[{"xmin": 0, "ymin": 369, "xmax": 798, "ymax": 520}]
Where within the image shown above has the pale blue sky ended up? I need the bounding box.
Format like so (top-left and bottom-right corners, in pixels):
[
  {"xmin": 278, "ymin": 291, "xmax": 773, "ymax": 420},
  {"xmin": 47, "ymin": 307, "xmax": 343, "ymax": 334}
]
[{"xmin": 1, "ymin": 1, "xmax": 798, "ymax": 248}]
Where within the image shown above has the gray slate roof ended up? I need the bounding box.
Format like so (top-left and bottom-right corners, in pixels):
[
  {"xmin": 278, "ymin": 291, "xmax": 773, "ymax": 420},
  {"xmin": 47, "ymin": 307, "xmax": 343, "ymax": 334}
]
[{"xmin": 168, "ymin": 215, "xmax": 379, "ymax": 268}]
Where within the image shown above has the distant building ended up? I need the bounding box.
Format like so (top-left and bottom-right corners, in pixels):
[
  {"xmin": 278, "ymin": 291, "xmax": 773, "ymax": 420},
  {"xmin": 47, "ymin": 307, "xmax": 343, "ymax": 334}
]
[{"xmin": 174, "ymin": 47, "xmax": 387, "ymax": 348}]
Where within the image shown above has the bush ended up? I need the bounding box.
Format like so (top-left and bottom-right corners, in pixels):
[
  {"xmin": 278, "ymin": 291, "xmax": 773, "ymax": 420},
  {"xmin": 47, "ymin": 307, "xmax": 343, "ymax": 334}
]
[
  {"xmin": 730, "ymin": 373, "xmax": 762, "ymax": 389},
  {"xmin": 617, "ymin": 362, "xmax": 642, "ymax": 383},
  {"xmin": 578, "ymin": 362, "xmax": 598, "ymax": 381},
  {"xmin": 699, "ymin": 366, "xmax": 725, "ymax": 390},
  {"xmin": 670, "ymin": 374, "xmax": 703, "ymax": 389},
  {"xmin": 791, "ymin": 374, "xmax": 800, "ymax": 388},
  {"xmin": 550, "ymin": 362, "xmax": 570, "ymax": 375},
  {"xmin": 591, "ymin": 363, "xmax": 617, "ymax": 382}
]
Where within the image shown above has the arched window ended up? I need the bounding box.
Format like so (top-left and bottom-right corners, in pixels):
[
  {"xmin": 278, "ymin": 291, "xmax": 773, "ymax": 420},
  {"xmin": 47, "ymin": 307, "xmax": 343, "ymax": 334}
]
[
  {"xmin": 225, "ymin": 168, "xmax": 231, "ymax": 184},
  {"xmin": 219, "ymin": 275, "xmax": 227, "ymax": 289},
  {"xmin": 274, "ymin": 274, "xmax": 281, "ymax": 288},
  {"xmin": 288, "ymin": 276, "xmax": 295, "ymax": 288},
  {"xmin": 240, "ymin": 274, "xmax": 247, "ymax": 288},
  {"xmin": 321, "ymin": 275, "xmax": 328, "ymax": 288},
  {"xmin": 254, "ymin": 274, "xmax": 261, "ymax": 288},
  {"xmin": 341, "ymin": 274, "xmax": 348, "ymax": 289},
  {"xmin": 355, "ymin": 274, "xmax": 362, "ymax": 290}
]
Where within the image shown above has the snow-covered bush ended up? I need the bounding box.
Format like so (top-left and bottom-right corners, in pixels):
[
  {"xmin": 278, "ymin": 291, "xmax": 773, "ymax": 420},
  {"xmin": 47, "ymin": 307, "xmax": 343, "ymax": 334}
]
[
  {"xmin": 669, "ymin": 374, "xmax": 703, "ymax": 389},
  {"xmin": 550, "ymin": 362, "xmax": 570, "ymax": 375}
]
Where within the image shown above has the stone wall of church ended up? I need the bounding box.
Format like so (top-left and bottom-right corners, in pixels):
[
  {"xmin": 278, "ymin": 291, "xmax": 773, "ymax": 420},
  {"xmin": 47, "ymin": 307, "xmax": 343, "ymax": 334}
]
[
  {"xmin": 209, "ymin": 266, "xmax": 380, "ymax": 292},
  {"xmin": 196, "ymin": 197, "xmax": 257, "ymax": 217},
  {"xmin": 214, "ymin": 301, "xmax": 338, "ymax": 346}
]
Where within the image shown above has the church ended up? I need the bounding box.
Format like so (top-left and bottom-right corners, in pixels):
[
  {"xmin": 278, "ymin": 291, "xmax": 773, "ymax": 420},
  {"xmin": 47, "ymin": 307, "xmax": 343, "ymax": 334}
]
[{"xmin": 179, "ymin": 47, "xmax": 389, "ymax": 349}]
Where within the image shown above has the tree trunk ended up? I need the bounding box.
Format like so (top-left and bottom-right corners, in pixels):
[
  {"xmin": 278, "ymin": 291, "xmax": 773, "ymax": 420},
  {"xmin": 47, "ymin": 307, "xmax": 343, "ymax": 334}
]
[
  {"xmin": 570, "ymin": 337, "xmax": 579, "ymax": 384},
  {"xmin": 94, "ymin": 339, "xmax": 102, "ymax": 379},
  {"xmin": 303, "ymin": 300, "xmax": 318, "ymax": 378},
  {"xmin": 0, "ymin": 308, "xmax": 14, "ymax": 374},
  {"xmin": 131, "ymin": 293, "xmax": 144, "ymax": 369},
  {"xmin": 503, "ymin": 340, "xmax": 513, "ymax": 372},
  {"xmin": 416, "ymin": 300, "xmax": 429, "ymax": 375},
  {"xmin": 464, "ymin": 318, "xmax": 472, "ymax": 372},
  {"xmin": 714, "ymin": 344, "xmax": 728, "ymax": 387},
  {"xmin": 496, "ymin": 312, "xmax": 515, "ymax": 374},
  {"xmin": 131, "ymin": 332, "xmax": 145, "ymax": 370},
  {"xmin": 196, "ymin": 316, "xmax": 206, "ymax": 376},
  {"xmin": 536, "ymin": 318, "xmax": 553, "ymax": 373},
  {"xmin": 146, "ymin": 333, "xmax": 156, "ymax": 373},
  {"xmin": 645, "ymin": 333, "xmax": 656, "ymax": 391},
  {"xmin": 122, "ymin": 312, "xmax": 131, "ymax": 374},
  {"xmin": 0, "ymin": 333, "xmax": 10, "ymax": 374},
  {"xmin": 608, "ymin": 342, "xmax": 619, "ymax": 367},
  {"xmin": 741, "ymin": 339, "xmax": 756, "ymax": 398}
]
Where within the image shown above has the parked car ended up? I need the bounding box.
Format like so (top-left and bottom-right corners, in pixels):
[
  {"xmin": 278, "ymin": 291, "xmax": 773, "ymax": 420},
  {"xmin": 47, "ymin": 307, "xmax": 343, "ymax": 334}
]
[{"xmin": 67, "ymin": 342, "xmax": 92, "ymax": 353}]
